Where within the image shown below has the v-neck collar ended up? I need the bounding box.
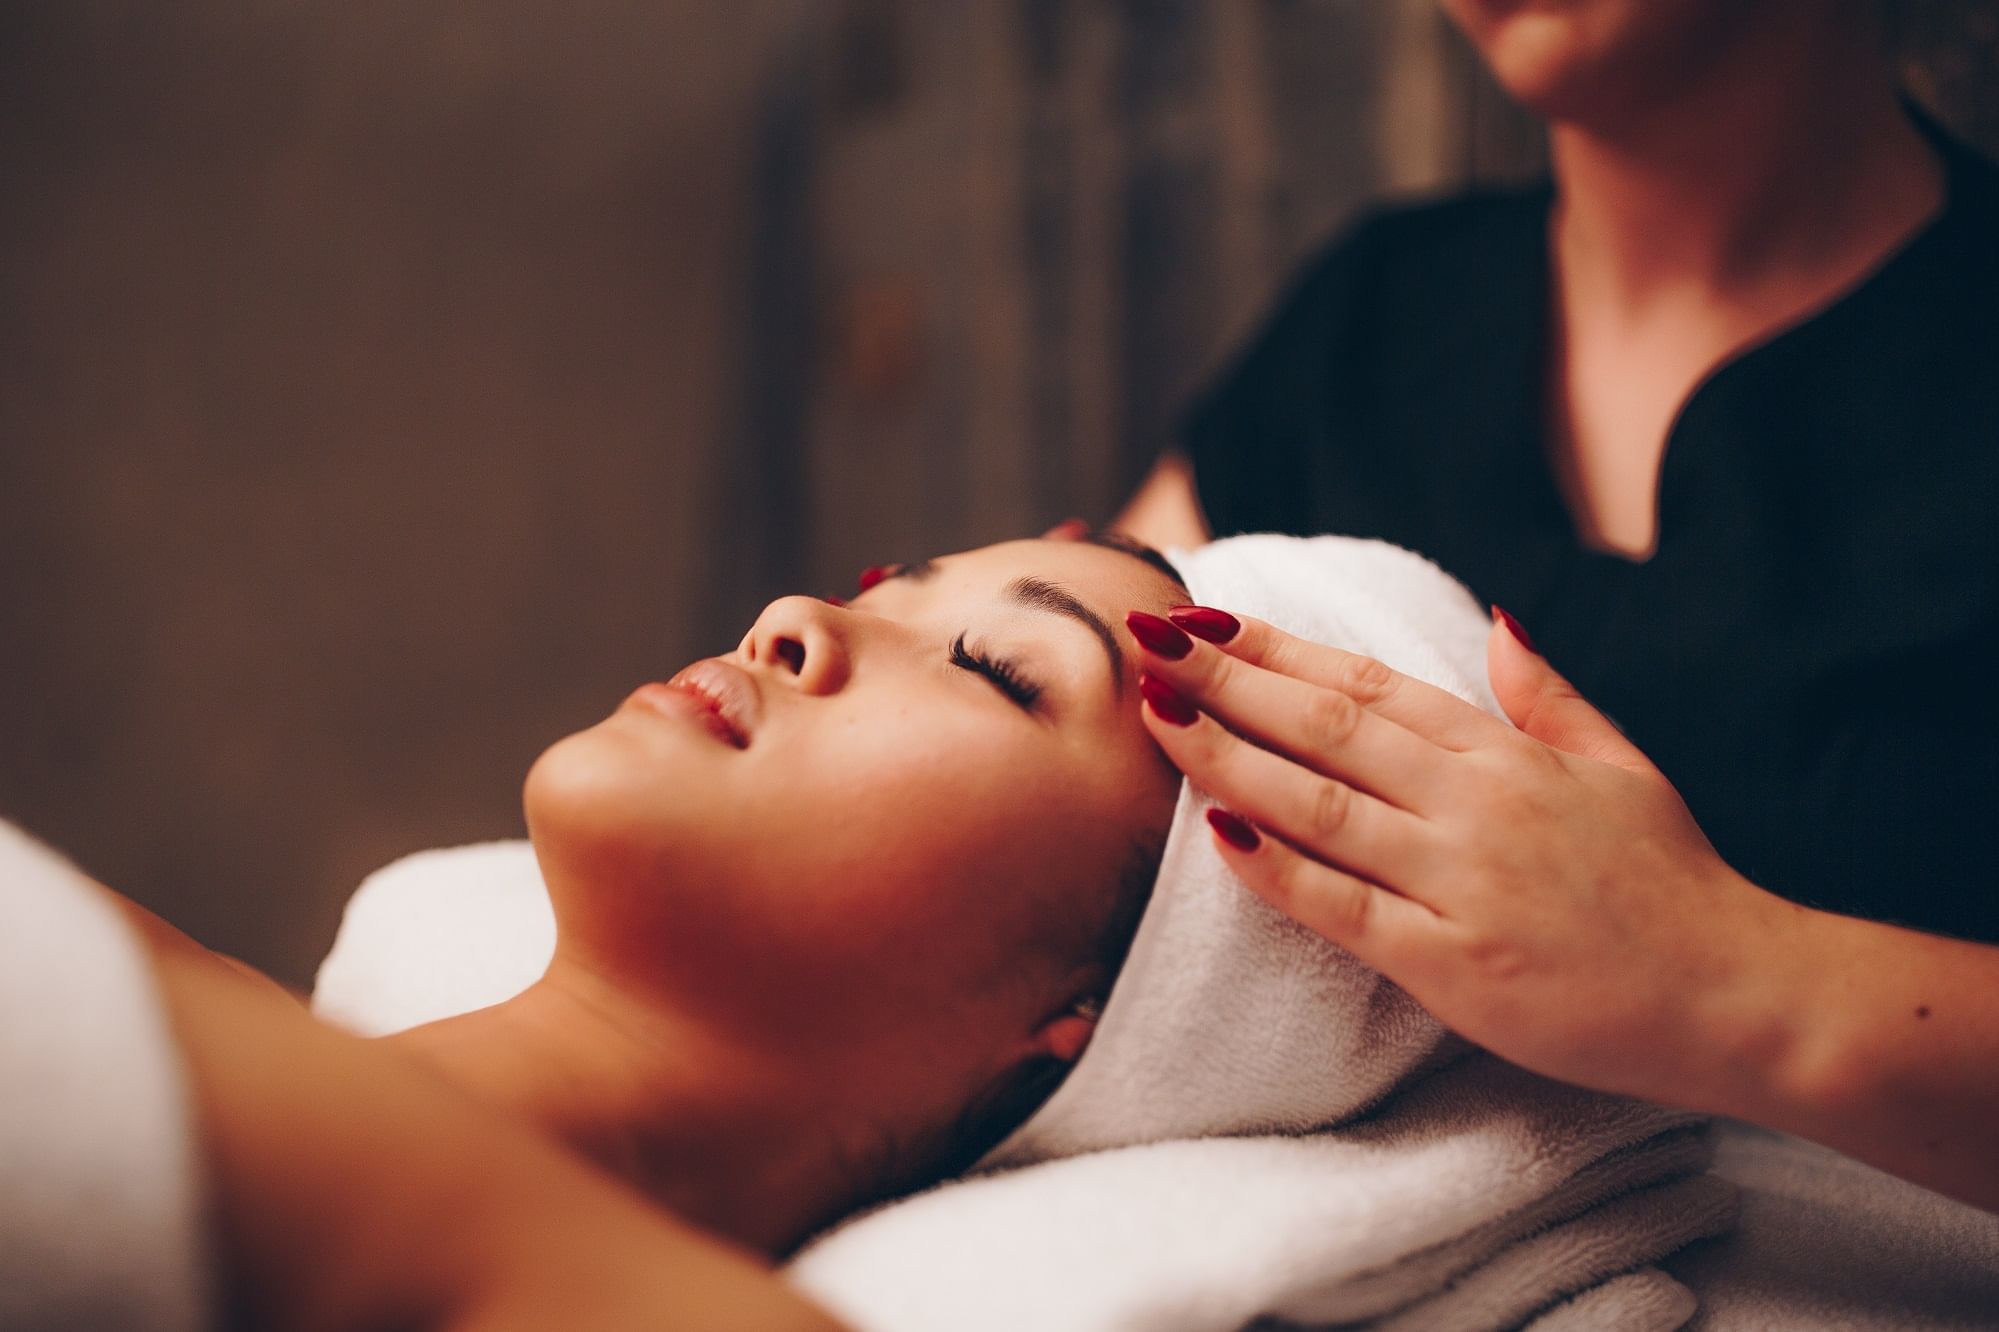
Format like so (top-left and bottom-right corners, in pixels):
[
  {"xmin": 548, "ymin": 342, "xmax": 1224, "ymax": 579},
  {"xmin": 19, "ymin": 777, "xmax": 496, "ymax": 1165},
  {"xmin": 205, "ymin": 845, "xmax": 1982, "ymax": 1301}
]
[{"xmin": 1506, "ymin": 105, "xmax": 1974, "ymax": 579}]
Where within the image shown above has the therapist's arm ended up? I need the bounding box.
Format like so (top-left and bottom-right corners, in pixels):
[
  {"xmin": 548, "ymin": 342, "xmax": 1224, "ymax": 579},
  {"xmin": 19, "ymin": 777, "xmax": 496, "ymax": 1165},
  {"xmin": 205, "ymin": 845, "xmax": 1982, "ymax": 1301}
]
[
  {"xmin": 1111, "ymin": 452, "xmax": 1210, "ymax": 550},
  {"xmin": 1726, "ymin": 909, "xmax": 1999, "ymax": 1211},
  {"xmin": 1124, "ymin": 604, "xmax": 1999, "ymax": 1213}
]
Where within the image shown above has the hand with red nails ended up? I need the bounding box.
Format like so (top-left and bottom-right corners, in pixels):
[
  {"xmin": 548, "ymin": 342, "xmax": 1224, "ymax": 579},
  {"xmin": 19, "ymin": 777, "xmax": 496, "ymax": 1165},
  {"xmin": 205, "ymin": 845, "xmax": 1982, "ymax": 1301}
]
[
  {"xmin": 1130, "ymin": 600, "xmax": 1778, "ymax": 1106},
  {"xmin": 1123, "ymin": 600, "xmax": 1999, "ymax": 1207}
]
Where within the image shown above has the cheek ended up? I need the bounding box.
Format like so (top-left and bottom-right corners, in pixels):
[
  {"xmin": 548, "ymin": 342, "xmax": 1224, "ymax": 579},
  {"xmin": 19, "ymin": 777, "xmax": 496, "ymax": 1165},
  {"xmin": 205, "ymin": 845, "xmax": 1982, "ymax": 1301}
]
[
  {"xmin": 754, "ymin": 706, "xmax": 1103, "ymax": 979},
  {"xmin": 523, "ymin": 719, "xmax": 721, "ymax": 944}
]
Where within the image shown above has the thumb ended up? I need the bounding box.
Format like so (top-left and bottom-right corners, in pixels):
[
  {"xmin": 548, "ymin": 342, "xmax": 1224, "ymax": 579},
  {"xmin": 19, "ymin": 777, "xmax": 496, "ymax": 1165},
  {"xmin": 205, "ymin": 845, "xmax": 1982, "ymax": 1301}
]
[{"xmin": 1488, "ymin": 607, "xmax": 1655, "ymax": 773}]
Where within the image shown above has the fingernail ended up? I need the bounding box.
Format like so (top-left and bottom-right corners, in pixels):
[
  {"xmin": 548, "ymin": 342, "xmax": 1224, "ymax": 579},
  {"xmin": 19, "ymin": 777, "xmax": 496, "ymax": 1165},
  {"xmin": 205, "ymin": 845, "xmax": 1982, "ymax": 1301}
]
[
  {"xmin": 1492, "ymin": 605, "xmax": 1538, "ymax": 654},
  {"xmin": 1126, "ymin": 610, "xmax": 1193, "ymax": 660},
  {"xmin": 1139, "ymin": 671, "xmax": 1199, "ymax": 726},
  {"xmin": 858, "ymin": 565, "xmax": 891, "ymax": 593},
  {"xmin": 1168, "ymin": 605, "xmax": 1240, "ymax": 644},
  {"xmin": 1206, "ymin": 808, "xmax": 1261, "ymax": 851},
  {"xmin": 824, "ymin": 595, "xmax": 848, "ymax": 608}
]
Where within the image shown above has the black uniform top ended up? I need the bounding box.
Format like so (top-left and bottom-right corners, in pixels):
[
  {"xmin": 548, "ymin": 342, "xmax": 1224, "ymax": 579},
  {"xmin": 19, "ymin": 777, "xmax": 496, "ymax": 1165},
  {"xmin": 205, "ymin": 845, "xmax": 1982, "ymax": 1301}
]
[{"xmin": 1184, "ymin": 118, "xmax": 1999, "ymax": 943}]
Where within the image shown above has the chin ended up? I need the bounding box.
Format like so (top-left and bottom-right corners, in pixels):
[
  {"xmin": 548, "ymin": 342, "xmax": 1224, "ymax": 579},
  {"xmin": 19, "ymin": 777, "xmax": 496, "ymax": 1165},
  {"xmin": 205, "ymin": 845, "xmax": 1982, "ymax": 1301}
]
[
  {"xmin": 524, "ymin": 729, "xmax": 674, "ymax": 884},
  {"xmin": 1445, "ymin": 0, "xmax": 1723, "ymax": 128}
]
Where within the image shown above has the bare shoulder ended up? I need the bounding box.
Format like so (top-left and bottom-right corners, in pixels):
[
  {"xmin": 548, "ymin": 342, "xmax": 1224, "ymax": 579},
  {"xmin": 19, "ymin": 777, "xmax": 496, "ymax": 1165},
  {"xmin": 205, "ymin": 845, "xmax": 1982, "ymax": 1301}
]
[
  {"xmin": 1112, "ymin": 451, "xmax": 1210, "ymax": 551},
  {"xmin": 139, "ymin": 935, "xmax": 846, "ymax": 1331},
  {"xmin": 96, "ymin": 883, "xmax": 304, "ymax": 1006}
]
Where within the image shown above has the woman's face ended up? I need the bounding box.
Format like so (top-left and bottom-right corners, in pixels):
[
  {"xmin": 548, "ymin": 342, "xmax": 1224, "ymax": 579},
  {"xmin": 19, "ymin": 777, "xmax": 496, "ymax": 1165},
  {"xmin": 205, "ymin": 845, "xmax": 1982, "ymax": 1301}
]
[{"xmin": 524, "ymin": 538, "xmax": 1184, "ymax": 1095}]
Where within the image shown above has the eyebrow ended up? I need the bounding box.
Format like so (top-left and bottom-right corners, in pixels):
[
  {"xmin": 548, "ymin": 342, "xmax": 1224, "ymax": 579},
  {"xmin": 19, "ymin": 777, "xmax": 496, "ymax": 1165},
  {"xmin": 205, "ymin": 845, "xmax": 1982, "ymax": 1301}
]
[
  {"xmin": 871, "ymin": 559, "xmax": 1127, "ymax": 697},
  {"xmin": 1004, "ymin": 576, "xmax": 1126, "ymax": 697}
]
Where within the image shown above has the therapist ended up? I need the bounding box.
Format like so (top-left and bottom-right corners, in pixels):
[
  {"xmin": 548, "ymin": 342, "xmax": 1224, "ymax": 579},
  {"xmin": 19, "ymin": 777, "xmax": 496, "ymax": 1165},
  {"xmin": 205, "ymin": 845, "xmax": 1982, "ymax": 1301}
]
[{"xmin": 1115, "ymin": 0, "xmax": 1999, "ymax": 1209}]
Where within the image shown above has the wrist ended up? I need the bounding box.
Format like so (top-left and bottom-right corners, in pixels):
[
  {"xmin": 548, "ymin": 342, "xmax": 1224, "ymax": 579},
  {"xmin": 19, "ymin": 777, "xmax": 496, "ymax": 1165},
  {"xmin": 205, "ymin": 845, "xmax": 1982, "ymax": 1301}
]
[{"xmin": 1684, "ymin": 875, "xmax": 1835, "ymax": 1127}]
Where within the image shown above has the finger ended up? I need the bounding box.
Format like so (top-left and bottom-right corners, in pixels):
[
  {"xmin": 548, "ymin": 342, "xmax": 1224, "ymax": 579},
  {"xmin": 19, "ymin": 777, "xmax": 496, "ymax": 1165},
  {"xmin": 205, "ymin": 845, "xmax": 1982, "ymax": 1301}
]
[
  {"xmin": 1169, "ymin": 608, "xmax": 1512, "ymax": 753},
  {"xmin": 1142, "ymin": 682, "xmax": 1435, "ymax": 890},
  {"xmin": 1136, "ymin": 622, "xmax": 1447, "ymax": 813},
  {"xmin": 1487, "ymin": 609, "xmax": 1660, "ymax": 775},
  {"xmin": 1202, "ymin": 806, "xmax": 1439, "ymax": 966}
]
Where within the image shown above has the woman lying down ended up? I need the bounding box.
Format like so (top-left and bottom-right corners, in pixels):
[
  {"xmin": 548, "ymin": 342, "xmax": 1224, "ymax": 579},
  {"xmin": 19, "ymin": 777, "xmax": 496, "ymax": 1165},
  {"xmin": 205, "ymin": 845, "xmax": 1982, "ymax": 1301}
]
[{"xmin": 0, "ymin": 531, "xmax": 1729, "ymax": 1332}]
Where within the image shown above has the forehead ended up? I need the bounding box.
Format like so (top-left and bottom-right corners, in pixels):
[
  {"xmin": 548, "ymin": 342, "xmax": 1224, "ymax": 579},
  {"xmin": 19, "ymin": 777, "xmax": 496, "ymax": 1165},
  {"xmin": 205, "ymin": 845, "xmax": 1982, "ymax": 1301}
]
[{"xmin": 938, "ymin": 539, "xmax": 1182, "ymax": 607}]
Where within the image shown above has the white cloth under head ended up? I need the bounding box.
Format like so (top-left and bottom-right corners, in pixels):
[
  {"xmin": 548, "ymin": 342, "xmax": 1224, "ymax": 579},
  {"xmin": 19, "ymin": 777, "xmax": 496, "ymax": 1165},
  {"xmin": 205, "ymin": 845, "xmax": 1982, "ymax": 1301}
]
[{"xmin": 982, "ymin": 533, "xmax": 1500, "ymax": 1165}]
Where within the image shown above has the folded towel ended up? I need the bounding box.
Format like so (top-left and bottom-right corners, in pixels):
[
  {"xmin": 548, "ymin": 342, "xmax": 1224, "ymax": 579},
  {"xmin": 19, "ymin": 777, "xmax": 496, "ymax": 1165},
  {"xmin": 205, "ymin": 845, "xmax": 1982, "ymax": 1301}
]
[
  {"xmin": 984, "ymin": 535, "xmax": 1500, "ymax": 1163},
  {"xmin": 0, "ymin": 821, "xmax": 209, "ymax": 1332},
  {"xmin": 313, "ymin": 839, "xmax": 553, "ymax": 1035},
  {"xmin": 1664, "ymin": 1122, "xmax": 1999, "ymax": 1329},
  {"xmin": 789, "ymin": 1059, "xmax": 1732, "ymax": 1332}
]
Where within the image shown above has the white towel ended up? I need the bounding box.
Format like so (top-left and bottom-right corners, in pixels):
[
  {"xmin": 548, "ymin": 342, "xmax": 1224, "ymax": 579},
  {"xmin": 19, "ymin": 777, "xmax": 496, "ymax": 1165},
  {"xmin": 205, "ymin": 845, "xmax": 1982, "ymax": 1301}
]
[
  {"xmin": 1665, "ymin": 1122, "xmax": 1999, "ymax": 1329},
  {"xmin": 313, "ymin": 839, "xmax": 553, "ymax": 1035},
  {"xmin": 0, "ymin": 821, "xmax": 209, "ymax": 1332},
  {"xmin": 788, "ymin": 1060, "xmax": 1732, "ymax": 1332}
]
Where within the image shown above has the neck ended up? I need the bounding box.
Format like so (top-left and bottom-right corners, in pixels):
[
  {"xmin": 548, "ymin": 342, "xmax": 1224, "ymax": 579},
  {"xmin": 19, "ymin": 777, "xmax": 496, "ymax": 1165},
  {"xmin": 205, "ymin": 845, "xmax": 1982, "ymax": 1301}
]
[
  {"xmin": 1548, "ymin": 20, "xmax": 1943, "ymax": 307},
  {"xmin": 385, "ymin": 955, "xmax": 875, "ymax": 1255}
]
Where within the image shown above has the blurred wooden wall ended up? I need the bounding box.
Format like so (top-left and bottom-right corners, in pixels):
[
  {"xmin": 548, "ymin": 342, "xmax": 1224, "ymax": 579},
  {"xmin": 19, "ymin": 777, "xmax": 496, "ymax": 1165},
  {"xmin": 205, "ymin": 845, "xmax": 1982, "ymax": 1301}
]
[{"xmin": 0, "ymin": 0, "xmax": 1991, "ymax": 984}]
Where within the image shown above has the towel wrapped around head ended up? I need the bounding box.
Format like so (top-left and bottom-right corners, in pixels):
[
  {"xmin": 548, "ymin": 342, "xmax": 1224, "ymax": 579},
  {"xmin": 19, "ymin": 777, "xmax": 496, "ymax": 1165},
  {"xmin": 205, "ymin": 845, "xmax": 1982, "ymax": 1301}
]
[{"xmin": 983, "ymin": 533, "xmax": 1502, "ymax": 1166}]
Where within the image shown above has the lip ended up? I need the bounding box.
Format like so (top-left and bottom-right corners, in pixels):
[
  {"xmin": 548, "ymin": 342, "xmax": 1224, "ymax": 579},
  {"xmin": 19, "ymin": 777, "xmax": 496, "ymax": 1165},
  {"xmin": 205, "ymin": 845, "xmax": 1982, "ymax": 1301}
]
[{"xmin": 630, "ymin": 658, "xmax": 761, "ymax": 749}]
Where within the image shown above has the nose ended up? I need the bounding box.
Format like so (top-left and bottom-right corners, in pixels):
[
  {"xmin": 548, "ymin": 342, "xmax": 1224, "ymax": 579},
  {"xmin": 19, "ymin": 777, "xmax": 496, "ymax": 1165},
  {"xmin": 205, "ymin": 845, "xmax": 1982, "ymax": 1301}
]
[{"xmin": 739, "ymin": 595, "xmax": 853, "ymax": 695}]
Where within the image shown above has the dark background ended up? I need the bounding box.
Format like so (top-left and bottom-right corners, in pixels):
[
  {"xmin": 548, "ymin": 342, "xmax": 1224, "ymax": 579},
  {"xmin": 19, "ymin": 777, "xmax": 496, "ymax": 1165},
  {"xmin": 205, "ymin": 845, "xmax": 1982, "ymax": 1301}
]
[{"xmin": 4, "ymin": 0, "xmax": 1995, "ymax": 986}]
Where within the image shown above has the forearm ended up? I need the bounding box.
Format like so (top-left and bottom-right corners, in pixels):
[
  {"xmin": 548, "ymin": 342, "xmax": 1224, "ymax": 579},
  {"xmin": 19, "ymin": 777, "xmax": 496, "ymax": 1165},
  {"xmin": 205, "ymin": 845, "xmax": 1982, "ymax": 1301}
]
[{"xmin": 1707, "ymin": 897, "xmax": 1999, "ymax": 1212}]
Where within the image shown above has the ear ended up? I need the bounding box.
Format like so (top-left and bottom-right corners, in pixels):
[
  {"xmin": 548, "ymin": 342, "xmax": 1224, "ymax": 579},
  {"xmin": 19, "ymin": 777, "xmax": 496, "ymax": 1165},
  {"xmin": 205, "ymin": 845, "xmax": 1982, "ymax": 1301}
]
[
  {"xmin": 1028, "ymin": 1010, "xmax": 1098, "ymax": 1064},
  {"xmin": 1040, "ymin": 517, "xmax": 1089, "ymax": 542}
]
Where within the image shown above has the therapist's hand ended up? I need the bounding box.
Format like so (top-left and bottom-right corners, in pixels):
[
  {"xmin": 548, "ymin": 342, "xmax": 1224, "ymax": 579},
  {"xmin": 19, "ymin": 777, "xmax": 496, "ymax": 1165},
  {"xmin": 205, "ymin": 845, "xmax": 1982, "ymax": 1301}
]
[{"xmin": 1125, "ymin": 605, "xmax": 1813, "ymax": 1112}]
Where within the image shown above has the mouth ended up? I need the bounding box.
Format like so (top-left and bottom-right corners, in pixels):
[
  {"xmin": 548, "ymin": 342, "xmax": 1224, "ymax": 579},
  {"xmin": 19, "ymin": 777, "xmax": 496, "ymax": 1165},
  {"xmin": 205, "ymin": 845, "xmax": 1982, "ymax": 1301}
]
[{"xmin": 631, "ymin": 658, "xmax": 760, "ymax": 748}]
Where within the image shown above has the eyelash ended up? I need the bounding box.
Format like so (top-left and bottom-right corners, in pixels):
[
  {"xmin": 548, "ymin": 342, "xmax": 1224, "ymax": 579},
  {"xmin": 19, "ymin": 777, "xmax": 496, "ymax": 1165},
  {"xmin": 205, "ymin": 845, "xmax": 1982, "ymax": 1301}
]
[{"xmin": 950, "ymin": 633, "xmax": 1043, "ymax": 711}]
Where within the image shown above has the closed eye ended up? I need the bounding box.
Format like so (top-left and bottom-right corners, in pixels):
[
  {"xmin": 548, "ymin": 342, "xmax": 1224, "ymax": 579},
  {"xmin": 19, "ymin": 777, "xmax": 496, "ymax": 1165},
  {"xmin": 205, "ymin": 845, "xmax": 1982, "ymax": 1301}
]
[{"xmin": 950, "ymin": 633, "xmax": 1043, "ymax": 711}]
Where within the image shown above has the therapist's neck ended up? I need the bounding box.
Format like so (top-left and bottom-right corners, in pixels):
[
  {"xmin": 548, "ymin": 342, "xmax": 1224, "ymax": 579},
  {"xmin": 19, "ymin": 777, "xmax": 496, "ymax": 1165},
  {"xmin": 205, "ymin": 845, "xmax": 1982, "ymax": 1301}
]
[
  {"xmin": 385, "ymin": 954, "xmax": 887, "ymax": 1256},
  {"xmin": 1548, "ymin": 19, "xmax": 1942, "ymax": 308}
]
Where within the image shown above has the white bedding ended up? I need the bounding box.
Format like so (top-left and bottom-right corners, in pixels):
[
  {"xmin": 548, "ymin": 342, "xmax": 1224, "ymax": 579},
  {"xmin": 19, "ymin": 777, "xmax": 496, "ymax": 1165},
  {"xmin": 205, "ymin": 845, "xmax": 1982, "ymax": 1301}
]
[{"xmin": 315, "ymin": 840, "xmax": 1999, "ymax": 1329}]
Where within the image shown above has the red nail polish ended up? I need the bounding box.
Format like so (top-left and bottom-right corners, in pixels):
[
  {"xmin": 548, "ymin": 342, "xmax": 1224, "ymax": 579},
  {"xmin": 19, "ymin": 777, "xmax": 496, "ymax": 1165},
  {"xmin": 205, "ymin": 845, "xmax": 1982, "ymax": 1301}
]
[
  {"xmin": 1168, "ymin": 605, "xmax": 1240, "ymax": 644},
  {"xmin": 1206, "ymin": 808, "xmax": 1261, "ymax": 851},
  {"xmin": 1492, "ymin": 605, "xmax": 1538, "ymax": 654},
  {"xmin": 824, "ymin": 595, "xmax": 848, "ymax": 608},
  {"xmin": 1139, "ymin": 672, "xmax": 1199, "ymax": 726},
  {"xmin": 1126, "ymin": 610, "xmax": 1193, "ymax": 660},
  {"xmin": 858, "ymin": 565, "xmax": 891, "ymax": 593}
]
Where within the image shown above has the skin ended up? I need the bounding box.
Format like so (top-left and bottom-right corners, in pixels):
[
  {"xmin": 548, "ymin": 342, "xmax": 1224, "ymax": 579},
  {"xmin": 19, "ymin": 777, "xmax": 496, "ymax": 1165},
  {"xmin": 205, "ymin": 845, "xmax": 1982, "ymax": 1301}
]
[
  {"xmin": 122, "ymin": 904, "xmax": 847, "ymax": 1332},
  {"xmin": 1113, "ymin": 0, "xmax": 1997, "ymax": 1209},
  {"xmin": 101, "ymin": 534, "xmax": 1185, "ymax": 1326},
  {"xmin": 398, "ymin": 536, "xmax": 1185, "ymax": 1253}
]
